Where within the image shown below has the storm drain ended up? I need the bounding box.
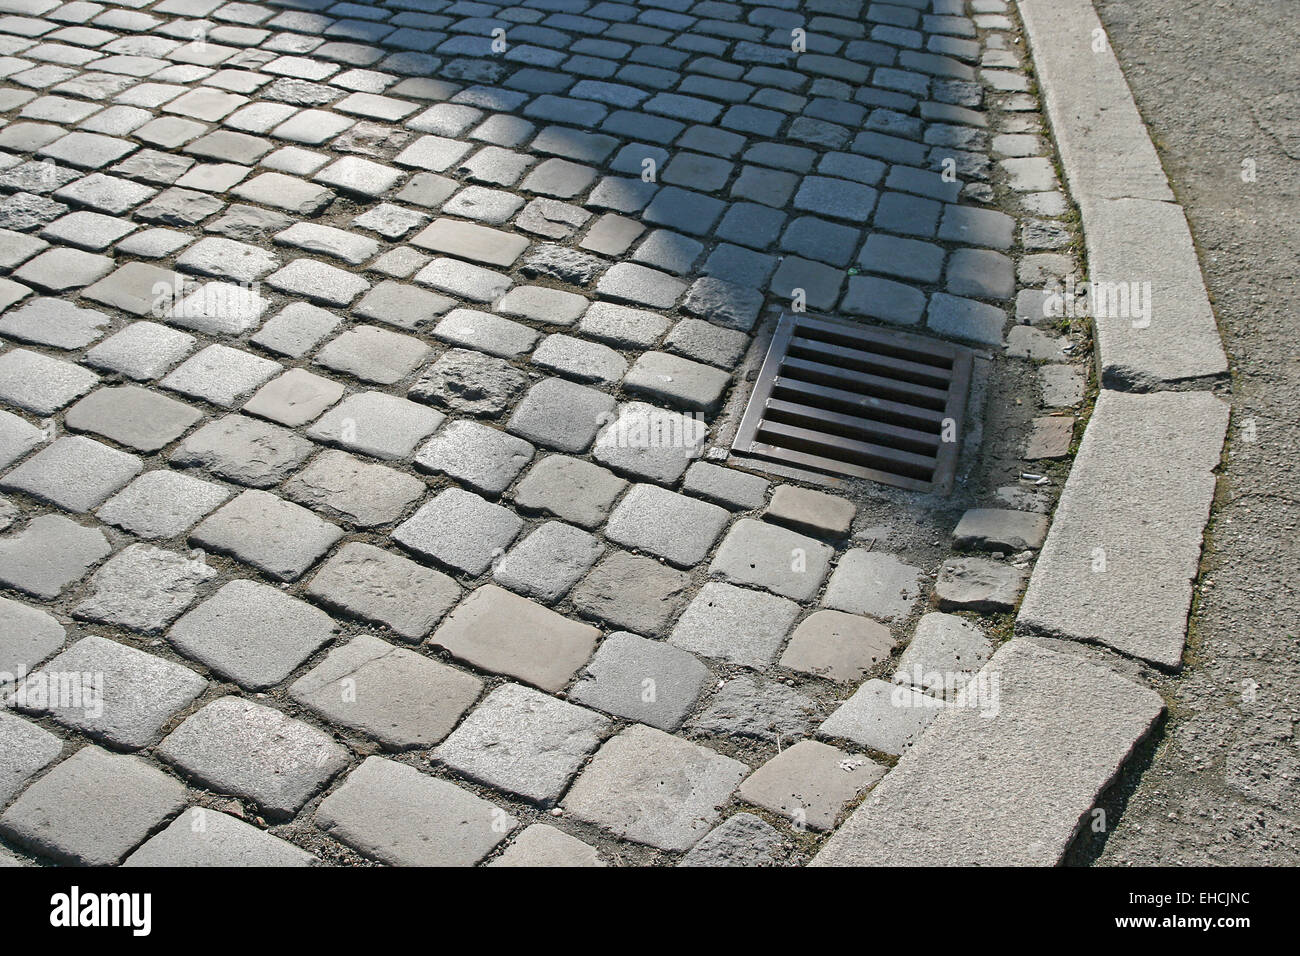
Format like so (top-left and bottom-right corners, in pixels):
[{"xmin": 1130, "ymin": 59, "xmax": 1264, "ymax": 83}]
[{"xmin": 730, "ymin": 312, "xmax": 975, "ymax": 494}]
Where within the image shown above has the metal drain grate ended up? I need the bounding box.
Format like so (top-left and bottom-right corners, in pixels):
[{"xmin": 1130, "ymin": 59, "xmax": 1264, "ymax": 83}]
[{"xmin": 730, "ymin": 312, "xmax": 974, "ymax": 494}]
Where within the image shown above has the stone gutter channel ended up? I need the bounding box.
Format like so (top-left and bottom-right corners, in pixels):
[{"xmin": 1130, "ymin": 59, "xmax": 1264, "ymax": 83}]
[{"xmin": 0, "ymin": 0, "xmax": 1204, "ymax": 867}]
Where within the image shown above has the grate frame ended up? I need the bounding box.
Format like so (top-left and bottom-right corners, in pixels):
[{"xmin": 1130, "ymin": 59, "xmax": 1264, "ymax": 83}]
[{"xmin": 729, "ymin": 311, "xmax": 975, "ymax": 494}]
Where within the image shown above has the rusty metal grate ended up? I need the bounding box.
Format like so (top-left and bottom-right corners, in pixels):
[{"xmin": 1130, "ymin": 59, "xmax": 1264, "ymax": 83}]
[{"xmin": 730, "ymin": 312, "xmax": 974, "ymax": 494}]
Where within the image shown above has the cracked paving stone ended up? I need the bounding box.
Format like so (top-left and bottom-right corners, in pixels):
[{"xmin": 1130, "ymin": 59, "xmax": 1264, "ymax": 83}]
[
  {"xmin": 0, "ymin": 595, "xmax": 65, "ymax": 679},
  {"xmin": 435, "ymin": 683, "xmax": 608, "ymax": 806},
  {"xmin": 0, "ymin": 297, "xmax": 111, "ymax": 350},
  {"xmin": 284, "ymin": 450, "xmax": 424, "ymax": 529},
  {"xmin": 189, "ymin": 489, "xmax": 343, "ymax": 582},
  {"xmin": 0, "ymin": 348, "xmax": 98, "ymax": 415},
  {"xmin": 97, "ymin": 470, "xmax": 231, "ymax": 540},
  {"xmin": 15, "ymin": 635, "xmax": 206, "ymax": 748},
  {"xmin": 64, "ymin": 385, "xmax": 201, "ymax": 453},
  {"xmin": 690, "ymin": 674, "xmax": 819, "ymax": 743},
  {"xmin": 507, "ymin": 377, "xmax": 616, "ymax": 454},
  {"xmin": 2, "ymin": 435, "xmax": 141, "ymax": 513},
  {"xmin": 316, "ymin": 756, "xmax": 514, "ymax": 867},
  {"xmin": 0, "ymin": 710, "xmax": 62, "ymax": 809},
  {"xmin": 605, "ymin": 483, "xmax": 729, "ymax": 569},
  {"xmin": 291, "ymin": 633, "xmax": 482, "ymax": 750},
  {"xmin": 819, "ymin": 679, "xmax": 947, "ymax": 756},
  {"xmin": 822, "ymin": 550, "xmax": 923, "ymax": 622},
  {"xmin": 72, "ymin": 543, "xmax": 214, "ymax": 635},
  {"xmin": 430, "ymin": 584, "xmax": 599, "ymax": 693},
  {"xmin": 780, "ymin": 609, "xmax": 897, "ymax": 683},
  {"xmin": 738, "ymin": 740, "xmax": 886, "ymax": 832},
  {"xmin": 669, "ymin": 581, "xmax": 802, "ymax": 668},
  {"xmin": 592, "ymin": 402, "xmax": 707, "ymax": 486},
  {"xmin": 167, "ymin": 577, "xmax": 336, "ymax": 691},
  {"xmin": 709, "ymin": 518, "xmax": 834, "ymax": 602},
  {"xmin": 124, "ymin": 809, "xmax": 316, "ymax": 867},
  {"xmin": 307, "ymin": 390, "xmax": 443, "ymax": 461},
  {"xmin": 392, "ymin": 488, "xmax": 522, "ymax": 576},
  {"xmin": 305, "ymin": 541, "xmax": 461, "ymax": 642},
  {"xmin": 493, "ymin": 520, "xmax": 603, "ymax": 603},
  {"xmin": 415, "ymin": 419, "xmax": 534, "ymax": 497},
  {"xmin": 171, "ymin": 413, "xmax": 314, "ymax": 488},
  {"xmin": 679, "ymin": 813, "xmax": 785, "ymax": 867},
  {"xmin": 407, "ymin": 347, "xmax": 526, "ymax": 418},
  {"xmin": 314, "ymin": 325, "xmax": 430, "ymax": 385},
  {"xmin": 562, "ymin": 724, "xmax": 748, "ymax": 853},
  {"xmin": 0, "ymin": 746, "xmax": 184, "ymax": 867},
  {"xmin": 159, "ymin": 696, "xmax": 347, "ymax": 819}
]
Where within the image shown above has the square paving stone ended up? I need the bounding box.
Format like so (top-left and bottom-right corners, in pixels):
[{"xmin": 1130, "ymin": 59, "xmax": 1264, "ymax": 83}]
[
  {"xmin": 0, "ymin": 411, "xmax": 42, "ymax": 473},
  {"xmin": 0, "ymin": 514, "xmax": 110, "ymax": 600},
  {"xmin": 284, "ymin": 451, "xmax": 425, "ymax": 529},
  {"xmin": 190, "ymin": 489, "xmax": 343, "ymax": 582},
  {"xmin": 316, "ymin": 756, "xmax": 514, "ymax": 866},
  {"xmin": 0, "ymin": 297, "xmax": 111, "ymax": 350},
  {"xmin": 488, "ymin": 824, "xmax": 604, "ymax": 867},
  {"xmin": 161, "ymin": 344, "xmax": 282, "ymax": 408},
  {"xmin": 0, "ymin": 710, "xmax": 62, "ymax": 809},
  {"xmin": 766, "ymin": 485, "xmax": 857, "ymax": 538},
  {"xmin": 84, "ymin": 321, "xmax": 195, "ymax": 381},
  {"xmin": 679, "ymin": 812, "xmax": 785, "ymax": 867},
  {"xmin": 818, "ymin": 678, "xmax": 946, "ymax": 756},
  {"xmin": 605, "ymin": 483, "xmax": 730, "ymax": 569},
  {"xmin": 71, "ymin": 542, "xmax": 214, "ymax": 634},
  {"xmin": 432, "ymin": 308, "xmax": 539, "ymax": 359},
  {"xmin": 709, "ymin": 518, "xmax": 834, "ymax": 602},
  {"xmin": 531, "ymin": 333, "xmax": 628, "ymax": 385},
  {"xmin": 167, "ymin": 578, "xmax": 336, "ymax": 689},
  {"xmin": 596, "ymin": 262, "xmax": 688, "ymax": 309},
  {"xmin": 232, "ymin": 172, "xmax": 333, "ymax": 215},
  {"xmin": 624, "ymin": 350, "xmax": 732, "ymax": 414},
  {"xmin": 241, "ymin": 368, "xmax": 344, "ymax": 428},
  {"xmin": 159, "ymin": 697, "xmax": 348, "ymax": 819},
  {"xmin": 430, "ymin": 584, "xmax": 599, "ymax": 693},
  {"xmin": 392, "ymin": 488, "xmax": 523, "ymax": 576},
  {"xmin": 780, "ymin": 609, "xmax": 897, "ymax": 683},
  {"xmin": 266, "ymin": 257, "xmax": 370, "ymax": 307},
  {"xmin": 408, "ymin": 347, "xmax": 527, "ymax": 419},
  {"xmin": 314, "ymin": 326, "xmax": 430, "ymax": 385},
  {"xmin": 738, "ymin": 739, "xmax": 886, "ymax": 832},
  {"xmin": 123, "ymin": 808, "xmax": 316, "ymax": 867},
  {"xmin": 305, "ymin": 541, "xmax": 461, "ymax": 642},
  {"xmin": 15, "ymin": 634, "xmax": 206, "ymax": 748},
  {"xmin": 2, "ymin": 435, "xmax": 141, "ymax": 513},
  {"xmin": 164, "ymin": 280, "xmax": 271, "ymax": 337},
  {"xmin": 511, "ymin": 455, "xmax": 627, "ymax": 530},
  {"xmin": 682, "ymin": 462, "xmax": 770, "ymax": 511},
  {"xmin": 562, "ymin": 724, "xmax": 748, "ymax": 852},
  {"xmin": 669, "ymin": 581, "xmax": 802, "ymax": 667},
  {"xmin": 822, "ymin": 549, "xmax": 922, "ymax": 622},
  {"xmin": 306, "ymin": 390, "xmax": 444, "ymax": 461},
  {"xmin": 313, "ymin": 155, "xmax": 403, "ymax": 197},
  {"xmin": 175, "ymin": 235, "xmax": 279, "ymax": 282},
  {"xmin": 37, "ymin": 131, "xmax": 137, "ymax": 169},
  {"xmin": 249, "ymin": 302, "xmax": 339, "ymax": 359},
  {"xmin": 354, "ymin": 280, "xmax": 452, "ymax": 330},
  {"xmin": 416, "ymin": 257, "xmax": 515, "ymax": 302},
  {"xmin": 39, "ymin": 210, "xmax": 137, "ymax": 251},
  {"xmin": 682, "ymin": 276, "xmax": 764, "ymax": 333},
  {"xmin": 171, "ymin": 414, "xmax": 314, "ymax": 488},
  {"xmin": 97, "ymin": 469, "xmax": 231, "ymax": 539},
  {"xmin": 0, "ymin": 348, "xmax": 99, "ymax": 415},
  {"xmin": 435, "ymin": 683, "xmax": 609, "ymax": 806},
  {"xmin": 568, "ymin": 631, "xmax": 711, "ymax": 732},
  {"xmin": 592, "ymin": 400, "xmax": 707, "ymax": 486},
  {"xmin": 64, "ymin": 385, "xmax": 201, "ymax": 453},
  {"xmin": 410, "ymin": 218, "xmax": 530, "ymax": 269},
  {"xmin": 568, "ymin": 550, "xmax": 693, "ymax": 636},
  {"xmin": 507, "ymin": 377, "xmax": 617, "ymax": 454},
  {"xmin": 291, "ymin": 634, "xmax": 482, "ymax": 750},
  {"xmin": 0, "ymin": 746, "xmax": 184, "ymax": 866},
  {"xmin": 0, "ymin": 595, "xmax": 65, "ymax": 680},
  {"xmin": 493, "ymin": 520, "xmax": 603, "ymax": 602},
  {"xmin": 495, "ymin": 285, "xmax": 588, "ymax": 327},
  {"xmin": 664, "ymin": 318, "xmax": 750, "ymax": 369},
  {"xmin": 415, "ymin": 420, "xmax": 534, "ymax": 497},
  {"xmin": 895, "ymin": 612, "xmax": 993, "ymax": 696},
  {"xmin": 689, "ymin": 673, "xmax": 819, "ymax": 743},
  {"xmin": 274, "ymin": 222, "xmax": 379, "ymax": 266}
]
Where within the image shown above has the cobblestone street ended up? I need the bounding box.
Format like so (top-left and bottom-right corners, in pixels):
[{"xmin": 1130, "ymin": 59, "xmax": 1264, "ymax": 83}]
[{"xmin": 0, "ymin": 0, "xmax": 1095, "ymax": 867}]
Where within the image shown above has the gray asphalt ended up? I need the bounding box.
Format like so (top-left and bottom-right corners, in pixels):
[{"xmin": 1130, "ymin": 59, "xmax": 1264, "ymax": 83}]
[{"xmin": 1079, "ymin": 0, "xmax": 1300, "ymax": 864}]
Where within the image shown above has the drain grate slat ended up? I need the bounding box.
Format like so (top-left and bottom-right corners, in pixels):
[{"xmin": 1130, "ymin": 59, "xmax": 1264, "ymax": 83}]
[{"xmin": 732, "ymin": 312, "xmax": 974, "ymax": 494}]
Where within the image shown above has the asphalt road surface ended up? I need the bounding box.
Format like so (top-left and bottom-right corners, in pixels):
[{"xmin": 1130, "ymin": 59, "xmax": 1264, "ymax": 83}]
[{"xmin": 1083, "ymin": 0, "xmax": 1300, "ymax": 865}]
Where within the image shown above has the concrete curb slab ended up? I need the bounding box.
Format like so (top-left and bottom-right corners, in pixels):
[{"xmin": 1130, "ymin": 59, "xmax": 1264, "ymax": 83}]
[
  {"xmin": 1018, "ymin": 389, "xmax": 1229, "ymax": 668},
  {"xmin": 811, "ymin": 640, "xmax": 1165, "ymax": 866}
]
